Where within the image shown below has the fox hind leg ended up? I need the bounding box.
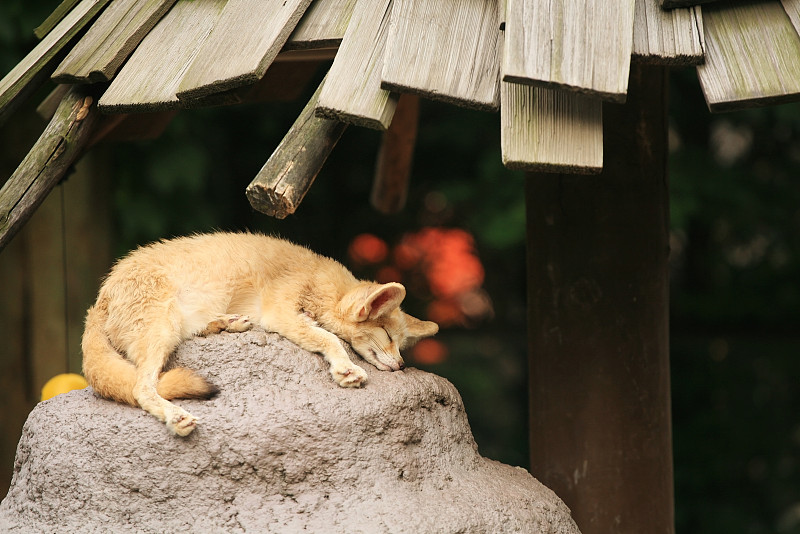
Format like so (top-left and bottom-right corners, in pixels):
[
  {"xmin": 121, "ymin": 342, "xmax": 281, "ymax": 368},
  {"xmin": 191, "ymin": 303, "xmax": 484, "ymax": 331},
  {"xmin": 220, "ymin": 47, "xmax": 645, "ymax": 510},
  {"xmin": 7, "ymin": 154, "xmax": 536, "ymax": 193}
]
[{"xmin": 129, "ymin": 331, "xmax": 199, "ymax": 436}]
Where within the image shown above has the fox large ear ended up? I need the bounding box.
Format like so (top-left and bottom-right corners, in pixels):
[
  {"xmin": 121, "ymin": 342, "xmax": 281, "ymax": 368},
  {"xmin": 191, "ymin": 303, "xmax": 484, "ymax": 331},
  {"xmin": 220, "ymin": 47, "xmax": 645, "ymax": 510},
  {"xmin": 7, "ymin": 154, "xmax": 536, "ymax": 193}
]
[
  {"xmin": 400, "ymin": 313, "xmax": 439, "ymax": 349},
  {"xmin": 356, "ymin": 283, "xmax": 406, "ymax": 321}
]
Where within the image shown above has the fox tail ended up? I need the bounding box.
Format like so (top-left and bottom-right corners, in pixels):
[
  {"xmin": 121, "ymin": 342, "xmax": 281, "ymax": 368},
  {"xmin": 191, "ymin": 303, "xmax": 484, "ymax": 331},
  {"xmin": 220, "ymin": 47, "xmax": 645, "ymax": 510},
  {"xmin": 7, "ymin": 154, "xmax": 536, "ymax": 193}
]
[{"xmin": 81, "ymin": 303, "xmax": 218, "ymax": 406}]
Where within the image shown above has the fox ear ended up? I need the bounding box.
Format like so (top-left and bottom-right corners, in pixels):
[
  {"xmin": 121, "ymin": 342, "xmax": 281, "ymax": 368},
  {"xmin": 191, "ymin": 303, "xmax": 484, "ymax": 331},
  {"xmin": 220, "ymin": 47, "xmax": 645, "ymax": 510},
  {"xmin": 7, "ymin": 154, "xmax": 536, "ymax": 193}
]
[
  {"xmin": 356, "ymin": 283, "xmax": 406, "ymax": 321},
  {"xmin": 400, "ymin": 313, "xmax": 439, "ymax": 349}
]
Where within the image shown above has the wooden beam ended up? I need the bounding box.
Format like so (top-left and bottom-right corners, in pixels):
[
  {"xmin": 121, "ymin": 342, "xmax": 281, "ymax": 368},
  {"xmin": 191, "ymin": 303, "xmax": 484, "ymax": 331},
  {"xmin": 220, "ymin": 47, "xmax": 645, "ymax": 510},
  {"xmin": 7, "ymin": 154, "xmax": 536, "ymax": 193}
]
[
  {"xmin": 501, "ymin": 82, "xmax": 603, "ymax": 174},
  {"xmin": 176, "ymin": 0, "xmax": 313, "ymax": 101},
  {"xmin": 381, "ymin": 0, "xmax": 501, "ymax": 111},
  {"xmin": 526, "ymin": 64, "xmax": 673, "ymax": 534},
  {"xmin": 0, "ymin": 0, "xmax": 111, "ymax": 126},
  {"xmin": 286, "ymin": 0, "xmax": 357, "ymax": 50},
  {"xmin": 317, "ymin": 0, "xmax": 397, "ymax": 130},
  {"xmin": 371, "ymin": 93, "xmax": 419, "ymax": 213},
  {"xmin": 503, "ymin": 0, "xmax": 635, "ymax": 103},
  {"xmin": 52, "ymin": 0, "xmax": 178, "ymax": 83},
  {"xmin": 0, "ymin": 86, "xmax": 102, "ymax": 252},
  {"xmin": 632, "ymin": 0, "xmax": 704, "ymax": 65},
  {"xmin": 697, "ymin": 1, "xmax": 800, "ymax": 112},
  {"xmin": 246, "ymin": 77, "xmax": 348, "ymax": 219},
  {"xmin": 98, "ymin": 0, "xmax": 226, "ymax": 113}
]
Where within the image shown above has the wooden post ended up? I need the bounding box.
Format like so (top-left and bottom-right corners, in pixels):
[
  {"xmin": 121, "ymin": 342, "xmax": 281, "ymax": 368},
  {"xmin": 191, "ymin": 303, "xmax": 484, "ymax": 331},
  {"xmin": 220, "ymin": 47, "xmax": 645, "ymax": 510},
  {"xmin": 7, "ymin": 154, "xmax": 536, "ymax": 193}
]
[
  {"xmin": 371, "ymin": 93, "xmax": 419, "ymax": 214},
  {"xmin": 526, "ymin": 64, "xmax": 673, "ymax": 533}
]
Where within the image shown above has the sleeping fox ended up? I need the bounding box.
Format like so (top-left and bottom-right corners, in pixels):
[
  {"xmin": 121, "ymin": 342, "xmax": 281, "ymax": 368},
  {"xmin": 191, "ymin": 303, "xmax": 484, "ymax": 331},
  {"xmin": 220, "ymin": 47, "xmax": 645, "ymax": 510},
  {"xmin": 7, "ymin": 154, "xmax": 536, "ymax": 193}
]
[{"xmin": 82, "ymin": 232, "xmax": 438, "ymax": 436}]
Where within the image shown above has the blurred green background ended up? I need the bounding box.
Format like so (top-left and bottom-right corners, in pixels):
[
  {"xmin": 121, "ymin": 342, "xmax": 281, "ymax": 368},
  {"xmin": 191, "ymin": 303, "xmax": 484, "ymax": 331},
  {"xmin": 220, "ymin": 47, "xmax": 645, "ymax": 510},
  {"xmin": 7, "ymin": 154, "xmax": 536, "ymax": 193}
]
[{"xmin": 2, "ymin": 3, "xmax": 800, "ymax": 533}]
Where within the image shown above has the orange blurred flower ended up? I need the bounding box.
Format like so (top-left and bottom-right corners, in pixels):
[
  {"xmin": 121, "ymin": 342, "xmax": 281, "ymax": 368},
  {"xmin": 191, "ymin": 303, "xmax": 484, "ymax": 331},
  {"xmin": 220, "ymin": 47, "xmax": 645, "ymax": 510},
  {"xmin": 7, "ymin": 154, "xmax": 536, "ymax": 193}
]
[
  {"xmin": 348, "ymin": 233, "xmax": 388, "ymax": 265},
  {"xmin": 398, "ymin": 227, "xmax": 484, "ymax": 298},
  {"xmin": 411, "ymin": 338, "xmax": 449, "ymax": 365},
  {"xmin": 376, "ymin": 266, "xmax": 403, "ymax": 284},
  {"xmin": 426, "ymin": 299, "xmax": 464, "ymax": 327}
]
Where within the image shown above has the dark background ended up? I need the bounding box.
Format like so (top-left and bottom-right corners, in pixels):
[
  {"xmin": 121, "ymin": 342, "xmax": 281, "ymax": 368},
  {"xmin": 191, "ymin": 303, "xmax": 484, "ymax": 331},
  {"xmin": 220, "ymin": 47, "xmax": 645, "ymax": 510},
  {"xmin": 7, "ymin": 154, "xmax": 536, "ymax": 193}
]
[{"xmin": 2, "ymin": 3, "xmax": 800, "ymax": 533}]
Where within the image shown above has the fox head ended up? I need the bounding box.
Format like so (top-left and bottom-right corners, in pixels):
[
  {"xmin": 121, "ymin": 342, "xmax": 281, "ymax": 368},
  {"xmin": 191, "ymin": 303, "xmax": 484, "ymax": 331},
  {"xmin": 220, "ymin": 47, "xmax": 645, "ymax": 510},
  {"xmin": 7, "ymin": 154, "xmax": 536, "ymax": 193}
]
[{"xmin": 333, "ymin": 282, "xmax": 439, "ymax": 371}]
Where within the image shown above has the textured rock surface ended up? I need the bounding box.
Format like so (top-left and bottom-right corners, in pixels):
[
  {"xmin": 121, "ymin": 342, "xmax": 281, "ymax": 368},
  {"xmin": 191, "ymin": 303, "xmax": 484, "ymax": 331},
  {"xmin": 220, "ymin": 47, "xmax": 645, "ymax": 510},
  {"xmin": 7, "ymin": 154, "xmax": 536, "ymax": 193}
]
[{"xmin": 0, "ymin": 329, "xmax": 580, "ymax": 533}]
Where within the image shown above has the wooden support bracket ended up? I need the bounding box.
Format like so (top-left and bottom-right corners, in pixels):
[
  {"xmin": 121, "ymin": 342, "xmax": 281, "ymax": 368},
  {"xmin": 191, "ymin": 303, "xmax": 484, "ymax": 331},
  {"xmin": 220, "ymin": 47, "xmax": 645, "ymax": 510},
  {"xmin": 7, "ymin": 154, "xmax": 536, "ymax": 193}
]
[
  {"xmin": 370, "ymin": 93, "xmax": 419, "ymax": 214},
  {"xmin": 246, "ymin": 77, "xmax": 348, "ymax": 219},
  {"xmin": 0, "ymin": 85, "xmax": 103, "ymax": 252}
]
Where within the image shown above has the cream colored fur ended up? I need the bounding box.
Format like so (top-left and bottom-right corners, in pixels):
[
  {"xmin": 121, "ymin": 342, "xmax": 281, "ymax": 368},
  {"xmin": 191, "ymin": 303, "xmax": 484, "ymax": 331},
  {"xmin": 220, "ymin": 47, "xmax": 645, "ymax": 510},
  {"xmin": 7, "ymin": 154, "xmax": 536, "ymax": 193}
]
[{"xmin": 82, "ymin": 232, "xmax": 438, "ymax": 436}]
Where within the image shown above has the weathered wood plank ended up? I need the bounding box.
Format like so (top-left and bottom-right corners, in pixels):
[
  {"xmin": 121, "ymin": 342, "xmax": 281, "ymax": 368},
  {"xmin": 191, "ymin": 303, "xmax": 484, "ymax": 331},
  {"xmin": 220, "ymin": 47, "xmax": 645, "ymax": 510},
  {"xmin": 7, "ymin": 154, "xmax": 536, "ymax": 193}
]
[
  {"xmin": 381, "ymin": 0, "xmax": 501, "ymax": 111},
  {"xmin": 371, "ymin": 93, "xmax": 419, "ymax": 213},
  {"xmin": 697, "ymin": 1, "xmax": 800, "ymax": 112},
  {"xmin": 0, "ymin": 86, "xmax": 103, "ymax": 252},
  {"xmin": 501, "ymin": 81, "xmax": 603, "ymax": 174},
  {"xmin": 34, "ymin": 0, "xmax": 81, "ymax": 39},
  {"xmin": 317, "ymin": 0, "xmax": 397, "ymax": 130},
  {"xmin": 0, "ymin": 0, "xmax": 110, "ymax": 126},
  {"xmin": 176, "ymin": 0, "xmax": 314, "ymax": 101},
  {"xmin": 286, "ymin": 0, "xmax": 358, "ymax": 50},
  {"xmin": 246, "ymin": 77, "xmax": 348, "ymax": 219},
  {"xmin": 781, "ymin": 0, "xmax": 800, "ymax": 36},
  {"xmin": 633, "ymin": 0, "xmax": 704, "ymax": 64},
  {"xmin": 52, "ymin": 0, "xmax": 178, "ymax": 83},
  {"xmin": 503, "ymin": 0, "xmax": 635, "ymax": 103},
  {"xmin": 98, "ymin": 0, "xmax": 226, "ymax": 113}
]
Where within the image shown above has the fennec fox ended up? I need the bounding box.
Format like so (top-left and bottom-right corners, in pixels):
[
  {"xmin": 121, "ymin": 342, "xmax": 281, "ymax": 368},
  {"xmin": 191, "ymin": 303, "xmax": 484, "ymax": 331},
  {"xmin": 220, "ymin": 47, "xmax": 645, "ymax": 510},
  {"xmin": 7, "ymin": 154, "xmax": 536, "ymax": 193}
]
[{"xmin": 82, "ymin": 232, "xmax": 438, "ymax": 436}]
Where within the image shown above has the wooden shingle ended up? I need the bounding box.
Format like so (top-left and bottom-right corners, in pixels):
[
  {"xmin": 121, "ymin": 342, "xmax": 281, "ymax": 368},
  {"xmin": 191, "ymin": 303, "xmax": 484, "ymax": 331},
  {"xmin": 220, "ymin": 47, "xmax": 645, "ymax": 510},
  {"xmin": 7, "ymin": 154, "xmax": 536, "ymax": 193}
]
[
  {"xmin": 33, "ymin": 0, "xmax": 82, "ymax": 39},
  {"xmin": 176, "ymin": 0, "xmax": 313, "ymax": 101},
  {"xmin": 503, "ymin": 0, "xmax": 635, "ymax": 103},
  {"xmin": 98, "ymin": 0, "xmax": 226, "ymax": 113},
  {"xmin": 286, "ymin": 0, "xmax": 358, "ymax": 50},
  {"xmin": 381, "ymin": 0, "xmax": 501, "ymax": 111},
  {"xmin": 316, "ymin": 0, "xmax": 397, "ymax": 130},
  {"xmin": 632, "ymin": 0, "xmax": 704, "ymax": 65},
  {"xmin": 501, "ymin": 81, "xmax": 603, "ymax": 174},
  {"xmin": 52, "ymin": 0, "xmax": 177, "ymax": 83},
  {"xmin": 0, "ymin": 0, "xmax": 111, "ymax": 125},
  {"xmin": 697, "ymin": 0, "xmax": 800, "ymax": 111}
]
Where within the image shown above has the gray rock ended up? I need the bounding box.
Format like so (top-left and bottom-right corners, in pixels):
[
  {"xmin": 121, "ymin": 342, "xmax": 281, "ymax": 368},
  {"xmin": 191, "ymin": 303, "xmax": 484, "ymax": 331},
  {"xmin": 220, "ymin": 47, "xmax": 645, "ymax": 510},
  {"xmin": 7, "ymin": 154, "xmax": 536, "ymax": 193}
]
[{"xmin": 0, "ymin": 329, "xmax": 580, "ymax": 533}]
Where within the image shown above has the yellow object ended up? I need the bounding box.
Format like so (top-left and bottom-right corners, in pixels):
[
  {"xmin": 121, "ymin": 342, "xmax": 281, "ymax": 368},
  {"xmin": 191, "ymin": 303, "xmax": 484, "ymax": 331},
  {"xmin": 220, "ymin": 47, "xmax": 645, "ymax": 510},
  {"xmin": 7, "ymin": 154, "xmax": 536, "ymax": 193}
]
[{"xmin": 41, "ymin": 373, "xmax": 88, "ymax": 401}]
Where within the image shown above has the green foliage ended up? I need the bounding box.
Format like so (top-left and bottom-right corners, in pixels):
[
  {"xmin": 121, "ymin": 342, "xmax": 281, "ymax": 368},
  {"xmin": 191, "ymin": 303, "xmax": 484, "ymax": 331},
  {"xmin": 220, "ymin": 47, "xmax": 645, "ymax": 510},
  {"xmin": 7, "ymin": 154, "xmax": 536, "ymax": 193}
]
[
  {"xmin": 0, "ymin": 0, "xmax": 51, "ymax": 73},
  {"xmin": 670, "ymin": 70, "xmax": 800, "ymax": 330}
]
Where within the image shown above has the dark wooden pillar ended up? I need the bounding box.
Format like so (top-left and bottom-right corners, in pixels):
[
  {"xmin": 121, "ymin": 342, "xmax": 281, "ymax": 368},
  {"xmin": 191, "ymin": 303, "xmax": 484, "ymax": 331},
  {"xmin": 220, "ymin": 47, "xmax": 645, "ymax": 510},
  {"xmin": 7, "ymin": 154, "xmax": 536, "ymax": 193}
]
[{"xmin": 526, "ymin": 64, "xmax": 673, "ymax": 534}]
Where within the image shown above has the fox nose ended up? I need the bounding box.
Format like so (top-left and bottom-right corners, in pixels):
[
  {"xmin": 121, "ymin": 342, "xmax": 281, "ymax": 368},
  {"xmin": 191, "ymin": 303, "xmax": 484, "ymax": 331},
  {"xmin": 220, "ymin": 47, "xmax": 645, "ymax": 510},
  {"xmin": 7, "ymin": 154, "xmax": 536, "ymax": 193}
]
[{"xmin": 398, "ymin": 362, "xmax": 405, "ymax": 370}]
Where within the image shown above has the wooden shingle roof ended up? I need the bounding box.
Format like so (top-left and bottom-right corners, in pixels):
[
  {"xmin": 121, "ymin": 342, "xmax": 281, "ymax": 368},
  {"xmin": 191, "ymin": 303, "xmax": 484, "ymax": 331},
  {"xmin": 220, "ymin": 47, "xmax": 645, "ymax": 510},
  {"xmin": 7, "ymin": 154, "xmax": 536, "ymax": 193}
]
[{"xmin": 1, "ymin": 0, "xmax": 800, "ymax": 248}]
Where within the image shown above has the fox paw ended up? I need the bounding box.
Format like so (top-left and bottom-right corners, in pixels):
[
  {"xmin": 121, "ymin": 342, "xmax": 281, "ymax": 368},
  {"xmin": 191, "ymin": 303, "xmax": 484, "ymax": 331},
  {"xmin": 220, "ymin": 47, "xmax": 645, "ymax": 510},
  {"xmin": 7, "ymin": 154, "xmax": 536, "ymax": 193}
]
[
  {"xmin": 199, "ymin": 315, "xmax": 252, "ymax": 336},
  {"xmin": 165, "ymin": 408, "xmax": 197, "ymax": 437},
  {"xmin": 330, "ymin": 363, "xmax": 368, "ymax": 388},
  {"xmin": 224, "ymin": 314, "xmax": 252, "ymax": 333}
]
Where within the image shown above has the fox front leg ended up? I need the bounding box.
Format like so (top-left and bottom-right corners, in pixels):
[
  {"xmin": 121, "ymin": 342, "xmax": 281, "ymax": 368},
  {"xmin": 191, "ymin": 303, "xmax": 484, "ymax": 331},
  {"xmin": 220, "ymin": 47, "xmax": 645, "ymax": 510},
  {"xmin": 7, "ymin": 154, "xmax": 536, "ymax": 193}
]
[{"xmin": 269, "ymin": 313, "xmax": 368, "ymax": 387}]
